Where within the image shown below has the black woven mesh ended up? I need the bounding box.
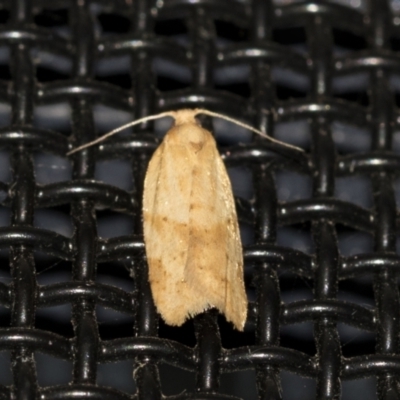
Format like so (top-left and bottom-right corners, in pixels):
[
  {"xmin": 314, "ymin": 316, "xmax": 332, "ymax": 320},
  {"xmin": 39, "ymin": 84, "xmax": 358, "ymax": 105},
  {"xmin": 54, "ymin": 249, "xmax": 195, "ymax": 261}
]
[{"xmin": 0, "ymin": 0, "xmax": 398, "ymax": 399}]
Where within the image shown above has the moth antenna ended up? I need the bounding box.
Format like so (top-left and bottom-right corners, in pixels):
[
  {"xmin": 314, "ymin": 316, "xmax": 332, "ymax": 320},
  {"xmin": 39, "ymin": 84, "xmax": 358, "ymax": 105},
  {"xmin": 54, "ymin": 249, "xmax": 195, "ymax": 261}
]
[
  {"xmin": 67, "ymin": 111, "xmax": 175, "ymax": 155},
  {"xmin": 196, "ymin": 109, "xmax": 304, "ymax": 153},
  {"xmin": 67, "ymin": 108, "xmax": 305, "ymax": 156}
]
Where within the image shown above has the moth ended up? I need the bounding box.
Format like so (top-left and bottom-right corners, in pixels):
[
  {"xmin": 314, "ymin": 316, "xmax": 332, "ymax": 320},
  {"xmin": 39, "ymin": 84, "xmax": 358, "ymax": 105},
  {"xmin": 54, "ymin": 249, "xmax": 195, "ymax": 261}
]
[
  {"xmin": 68, "ymin": 109, "xmax": 302, "ymax": 331},
  {"xmin": 143, "ymin": 109, "xmax": 246, "ymax": 330}
]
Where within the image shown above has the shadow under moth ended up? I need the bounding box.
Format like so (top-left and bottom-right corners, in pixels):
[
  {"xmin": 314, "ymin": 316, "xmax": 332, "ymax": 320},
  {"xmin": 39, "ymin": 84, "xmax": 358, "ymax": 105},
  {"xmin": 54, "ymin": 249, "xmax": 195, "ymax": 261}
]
[{"xmin": 68, "ymin": 109, "xmax": 303, "ymax": 331}]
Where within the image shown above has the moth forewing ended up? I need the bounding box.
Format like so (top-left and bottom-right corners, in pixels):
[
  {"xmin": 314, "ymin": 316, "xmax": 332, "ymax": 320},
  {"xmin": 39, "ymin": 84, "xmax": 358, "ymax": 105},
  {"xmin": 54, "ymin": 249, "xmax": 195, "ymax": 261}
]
[{"xmin": 142, "ymin": 112, "xmax": 247, "ymax": 330}]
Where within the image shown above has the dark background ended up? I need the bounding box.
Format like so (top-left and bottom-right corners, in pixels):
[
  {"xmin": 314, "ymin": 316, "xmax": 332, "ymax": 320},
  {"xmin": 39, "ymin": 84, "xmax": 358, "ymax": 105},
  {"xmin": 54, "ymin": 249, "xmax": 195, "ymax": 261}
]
[{"xmin": 0, "ymin": 0, "xmax": 398, "ymax": 399}]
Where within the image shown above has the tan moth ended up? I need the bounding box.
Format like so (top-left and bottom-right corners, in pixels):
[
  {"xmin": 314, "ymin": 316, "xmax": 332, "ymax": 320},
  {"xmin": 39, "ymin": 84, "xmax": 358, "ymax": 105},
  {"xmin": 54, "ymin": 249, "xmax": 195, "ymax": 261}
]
[{"xmin": 68, "ymin": 109, "xmax": 303, "ymax": 331}]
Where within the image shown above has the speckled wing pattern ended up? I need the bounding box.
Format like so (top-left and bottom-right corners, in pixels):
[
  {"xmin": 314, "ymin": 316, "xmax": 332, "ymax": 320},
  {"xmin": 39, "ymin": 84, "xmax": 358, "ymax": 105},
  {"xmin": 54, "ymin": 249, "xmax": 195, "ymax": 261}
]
[{"xmin": 143, "ymin": 118, "xmax": 247, "ymax": 330}]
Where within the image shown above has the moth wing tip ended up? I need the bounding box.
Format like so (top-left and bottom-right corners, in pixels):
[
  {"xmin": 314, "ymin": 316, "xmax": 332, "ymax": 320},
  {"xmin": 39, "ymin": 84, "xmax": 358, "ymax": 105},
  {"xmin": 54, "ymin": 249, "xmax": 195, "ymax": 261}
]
[{"xmin": 159, "ymin": 312, "xmax": 187, "ymax": 327}]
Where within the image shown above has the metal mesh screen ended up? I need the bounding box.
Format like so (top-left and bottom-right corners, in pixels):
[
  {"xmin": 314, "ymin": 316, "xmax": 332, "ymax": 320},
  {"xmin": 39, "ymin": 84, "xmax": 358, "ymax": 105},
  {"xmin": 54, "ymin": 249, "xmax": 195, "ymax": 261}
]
[{"xmin": 0, "ymin": 0, "xmax": 399, "ymax": 399}]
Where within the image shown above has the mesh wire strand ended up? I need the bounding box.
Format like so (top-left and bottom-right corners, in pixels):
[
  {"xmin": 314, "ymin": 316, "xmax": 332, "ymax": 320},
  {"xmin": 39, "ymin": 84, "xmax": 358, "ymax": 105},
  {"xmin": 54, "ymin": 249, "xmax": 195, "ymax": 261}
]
[{"xmin": 0, "ymin": 0, "xmax": 398, "ymax": 399}]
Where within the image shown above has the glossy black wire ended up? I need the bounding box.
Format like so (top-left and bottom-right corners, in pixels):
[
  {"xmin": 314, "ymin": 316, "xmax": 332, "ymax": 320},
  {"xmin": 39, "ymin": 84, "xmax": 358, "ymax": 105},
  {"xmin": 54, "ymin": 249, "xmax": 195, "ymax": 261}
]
[{"xmin": 0, "ymin": 1, "xmax": 397, "ymax": 399}]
